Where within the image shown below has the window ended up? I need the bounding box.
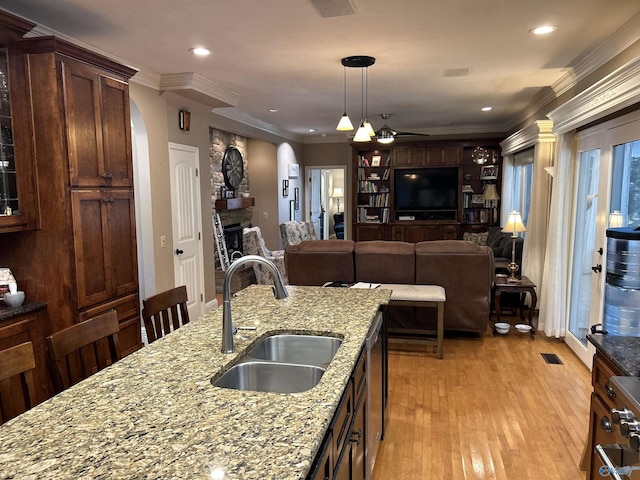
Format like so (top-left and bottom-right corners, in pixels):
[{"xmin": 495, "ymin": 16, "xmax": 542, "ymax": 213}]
[
  {"xmin": 512, "ymin": 149, "xmax": 534, "ymax": 226},
  {"xmin": 610, "ymin": 139, "xmax": 640, "ymax": 226}
]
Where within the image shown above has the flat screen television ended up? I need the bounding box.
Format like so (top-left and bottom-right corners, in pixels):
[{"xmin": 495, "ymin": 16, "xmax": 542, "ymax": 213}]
[{"xmin": 394, "ymin": 168, "xmax": 458, "ymax": 211}]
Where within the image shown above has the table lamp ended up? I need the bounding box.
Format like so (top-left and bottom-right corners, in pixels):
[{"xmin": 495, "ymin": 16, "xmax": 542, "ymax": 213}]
[
  {"xmin": 481, "ymin": 184, "xmax": 500, "ymax": 226},
  {"xmin": 332, "ymin": 187, "xmax": 344, "ymax": 213},
  {"xmin": 502, "ymin": 211, "xmax": 526, "ymax": 282}
]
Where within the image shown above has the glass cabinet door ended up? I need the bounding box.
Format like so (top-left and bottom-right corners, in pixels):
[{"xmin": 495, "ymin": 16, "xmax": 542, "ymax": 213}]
[{"xmin": 0, "ymin": 46, "xmax": 16, "ymax": 216}]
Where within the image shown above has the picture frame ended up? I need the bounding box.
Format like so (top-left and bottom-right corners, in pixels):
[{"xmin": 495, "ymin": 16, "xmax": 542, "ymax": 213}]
[
  {"xmin": 294, "ymin": 187, "xmax": 300, "ymax": 210},
  {"xmin": 289, "ymin": 200, "xmax": 295, "ymax": 221},
  {"xmin": 480, "ymin": 165, "xmax": 498, "ymax": 180},
  {"xmin": 282, "ymin": 179, "xmax": 289, "ymax": 197},
  {"xmin": 371, "ymin": 155, "xmax": 381, "ymax": 167},
  {"xmin": 471, "ymin": 194, "xmax": 484, "ymax": 205},
  {"xmin": 288, "ymin": 163, "xmax": 299, "ymax": 178}
]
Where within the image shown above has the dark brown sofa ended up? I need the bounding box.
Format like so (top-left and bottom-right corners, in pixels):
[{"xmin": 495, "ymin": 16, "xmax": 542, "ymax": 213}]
[{"xmin": 285, "ymin": 239, "xmax": 494, "ymax": 333}]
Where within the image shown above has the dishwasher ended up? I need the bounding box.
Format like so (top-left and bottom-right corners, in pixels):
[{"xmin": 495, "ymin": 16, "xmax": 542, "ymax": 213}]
[{"xmin": 366, "ymin": 309, "xmax": 386, "ymax": 479}]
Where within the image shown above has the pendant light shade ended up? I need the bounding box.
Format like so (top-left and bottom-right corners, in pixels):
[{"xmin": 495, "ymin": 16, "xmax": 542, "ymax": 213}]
[
  {"xmin": 353, "ymin": 123, "xmax": 372, "ymax": 142},
  {"xmin": 336, "ymin": 65, "xmax": 354, "ymax": 131}
]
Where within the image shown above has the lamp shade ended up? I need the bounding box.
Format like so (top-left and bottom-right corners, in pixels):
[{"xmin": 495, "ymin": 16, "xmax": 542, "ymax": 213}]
[
  {"xmin": 332, "ymin": 187, "xmax": 344, "ymax": 198},
  {"xmin": 353, "ymin": 123, "xmax": 371, "ymax": 142},
  {"xmin": 336, "ymin": 113, "xmax": 354, "ymax": 131},
  {"xmin": 502, "ymin": 211, "xmax": 526, "ymax": 234},
  {"xmin": 609, "ymin": 210, "xmax": 624, "ymax": 227},
  {"xmin": 481, "ymin": 184, "xmax": 500, "ymax": 201}
]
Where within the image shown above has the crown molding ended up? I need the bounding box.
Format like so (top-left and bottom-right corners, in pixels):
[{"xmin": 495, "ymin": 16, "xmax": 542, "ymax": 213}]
[
  {"xmin": 213, "ymin": 108, "xmax": 303, "ymax": 143},
  {"xmin": 500, "ymin": 120, "xmax": 555, "ymax": 155},
  {"xmin": 547, "ymin": 55, "xmax": 640, "ymax": 134},
  {"xmin": 159, "ymin": 72, "xmax": 239, "ymax": 109},
  {"xmin": 507, "ymin": 11, "xmax": 640, "ymax": 131}
]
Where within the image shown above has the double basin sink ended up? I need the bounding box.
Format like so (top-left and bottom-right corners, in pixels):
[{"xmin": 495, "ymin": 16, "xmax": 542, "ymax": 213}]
[{"xmin": 211, "ymin": 334, "xmax": 343, "ymax": 394}]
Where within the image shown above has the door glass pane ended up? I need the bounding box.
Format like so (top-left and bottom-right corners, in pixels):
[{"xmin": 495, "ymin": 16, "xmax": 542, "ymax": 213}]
[
  {"xmin": 0, "ymin": 46, "xmax": 17, "ymax": 216},
  {"xmin": 610, "ymin": 140, "xmax": 640, "ymax": 226},
  {"xmin": 568, "ymin": 149, "xmax": 600, "ymax": 345}
]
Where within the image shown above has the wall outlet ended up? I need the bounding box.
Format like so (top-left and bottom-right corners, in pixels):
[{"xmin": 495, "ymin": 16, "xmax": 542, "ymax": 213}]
[{"xmin": 160, "ymin": 235, "xmax": 166, "ymax": 248}]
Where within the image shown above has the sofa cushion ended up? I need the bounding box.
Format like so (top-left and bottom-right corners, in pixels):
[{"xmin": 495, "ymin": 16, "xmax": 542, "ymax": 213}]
[
  {"xmin": 355, "ymin": 241, "xmax": 415, "ymax": 284},
  {"xmin": 285, "ymin": 240, "xmax": 355, "ymax": 285}
]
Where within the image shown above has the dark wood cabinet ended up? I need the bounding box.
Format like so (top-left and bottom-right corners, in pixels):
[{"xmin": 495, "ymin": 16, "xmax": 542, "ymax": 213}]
[
  {"xmin": 63, "ymin": 60, "xmax": 133, "ymax": 188},
  {"xmin": 0, "ymin": 35, "xmax": 140, "ymax": 395},
  {"xmin": 586, "ymin": 352, "xmax": 623, "ymax": 480},
  {"xmin": 352, "ymin": 141, "xmax": 502, "ymax": 242},
  {"xmin": 0, "ymin": 13, "xmax": 39, "ymax": 233}
]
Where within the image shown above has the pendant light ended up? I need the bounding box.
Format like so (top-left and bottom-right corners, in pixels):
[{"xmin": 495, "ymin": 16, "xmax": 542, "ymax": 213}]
[
  {"xmin": 336, "ymin": 64, "xmax": 354, "ymax": 131},
  {"xmin": 338, "ymin": 56, "xmax": 376, "ymax": 142},
  {"xmin": 353, "ymin": 67, "xmax": 371, "ymax": 142},
  {"xmin": 362, "ymin": 65, "xmax": 375, "ymax": 137}
]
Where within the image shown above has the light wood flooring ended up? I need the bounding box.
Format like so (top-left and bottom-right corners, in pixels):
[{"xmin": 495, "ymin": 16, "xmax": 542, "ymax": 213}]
[{"xmin": 372, "ymin": 320, "xmax": 592, "ymax": 480}]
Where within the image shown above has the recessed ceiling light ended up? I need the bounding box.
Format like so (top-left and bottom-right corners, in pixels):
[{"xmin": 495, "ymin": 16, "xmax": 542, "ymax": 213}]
[
  {"xmin": 309, "ymin": 128, "xmax": 317, "ymax": 133},
  {"xmin": 481, "ymin": 106, "xmax": 493, "ymax": 112},
  {"xmin": 530, "ymin": 25, "xmax": 557, "ymax": 35},
  {"xmin": 189, "ymin": 47, "xmax": 210, "ymax": 56},
  {"xmin": 268, "ymin": 108, "xmax": 280, "ymax": 113}
]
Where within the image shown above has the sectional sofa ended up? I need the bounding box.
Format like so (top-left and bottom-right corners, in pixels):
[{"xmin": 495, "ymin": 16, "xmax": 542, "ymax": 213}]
[{"xmin": 285, "ymin": 239, "xmax": 494, "ymax": 334}]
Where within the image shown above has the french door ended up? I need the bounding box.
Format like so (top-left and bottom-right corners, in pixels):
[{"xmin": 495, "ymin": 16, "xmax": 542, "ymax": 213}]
[{"xmin": 565, "ymin": 113, "xmax": 640, "ymax": 366}]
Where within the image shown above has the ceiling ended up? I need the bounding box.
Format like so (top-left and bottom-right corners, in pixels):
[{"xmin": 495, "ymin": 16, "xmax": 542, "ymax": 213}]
[{"xmin": 1, "ymin": 0, "xmax": 640, "ymax": 142}]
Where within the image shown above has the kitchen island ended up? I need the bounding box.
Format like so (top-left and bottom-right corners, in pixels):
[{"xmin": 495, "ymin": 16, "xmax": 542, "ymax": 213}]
[{"xmin": 0, "ymin": 285, "xmax": 390, "ymax": 479}]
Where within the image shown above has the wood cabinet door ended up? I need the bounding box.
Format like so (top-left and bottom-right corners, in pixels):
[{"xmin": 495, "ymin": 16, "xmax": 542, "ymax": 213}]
[
  {"xmin": 100, "ymin": 76, "xmax": 133, "ymax": 187},
  {"xmin": 63, "ymin": 60, "xmax": 105, "ymax": 188},
  {"xmin": 71, "ymin": 189, "xmax": 111, "ymax": 307},
  {"xmin": 107, "ymin": 189, "xmax": 138, "ymax": 297},
  {"xmin": 71, "ymin": 189, "xmax": 137, "ymax": 308},
  {"xmin": 354, "ymin": 224, "xmax": 385, "ymax": 242}
]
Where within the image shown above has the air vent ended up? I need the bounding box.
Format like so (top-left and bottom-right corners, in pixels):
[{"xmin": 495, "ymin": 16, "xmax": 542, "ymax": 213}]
[
  {"xmin": 541, "ymin": 353, "xmax": 563, "ymax": 365},
  {"xmin": 443, "ymin": 68, "xmax": 470, "ymax": 77},
  {"xmin": 309, "ymin": 0, "xmax": 357, "ymax": 17}
]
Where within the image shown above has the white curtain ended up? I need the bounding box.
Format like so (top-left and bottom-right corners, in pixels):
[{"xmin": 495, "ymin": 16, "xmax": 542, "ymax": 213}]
[
  {"xmin": 540, "ymin": 131, "xmax": 576, "ymax": 337},
  {"xmin": 521, "ymin": 142, "xmax": 554, "ymax": 303}
]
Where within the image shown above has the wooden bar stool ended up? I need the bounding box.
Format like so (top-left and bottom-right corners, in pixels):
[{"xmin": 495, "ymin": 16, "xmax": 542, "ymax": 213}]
[
  {"xmin": 142, "ymin": 285, "xmax": 190, "ymax": 343},
  {"xmin": 46, "ymin": 310, "xmax": 121, "ymax": 393},
  {"xmin": 0, "ymin": 342, "xmax": 37, "ymax": 424}
]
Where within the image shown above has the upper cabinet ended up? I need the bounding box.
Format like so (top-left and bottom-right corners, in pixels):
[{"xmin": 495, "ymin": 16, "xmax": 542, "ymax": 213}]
[
  {"xmin": 0, "ymin": 12, "xmax": 39, "ymax": 233},
  {"xmin": 63, "ymin": 60, "xmax": 133, "ymax": 188}
]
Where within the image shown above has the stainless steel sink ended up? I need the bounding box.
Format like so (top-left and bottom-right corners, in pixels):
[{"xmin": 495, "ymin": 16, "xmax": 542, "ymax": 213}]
[
  {"xmin": 211, "ymin": 361, "xmax": 326, "ymax": 393},
  {"xmin": 247, "ymin": 334, "xmax": 342, "ymax": 366}
]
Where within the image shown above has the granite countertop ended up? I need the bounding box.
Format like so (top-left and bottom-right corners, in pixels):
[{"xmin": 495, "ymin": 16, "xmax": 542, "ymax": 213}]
[
  {"xmin": 587, "ymin": 334, "xmax": 640, "ymax": 377},
  {"xmin": 0, "ymin": 299, "xmax": 47, "ymax": 322},
  {"xmin": 0, "ymin": 285, "xmax": 391, "ymax": 480}
]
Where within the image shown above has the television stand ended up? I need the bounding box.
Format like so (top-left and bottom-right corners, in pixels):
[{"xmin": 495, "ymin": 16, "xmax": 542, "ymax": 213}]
[{"xmin": 395, "ymin": 210, "xmax": 457, "ymax": 221}]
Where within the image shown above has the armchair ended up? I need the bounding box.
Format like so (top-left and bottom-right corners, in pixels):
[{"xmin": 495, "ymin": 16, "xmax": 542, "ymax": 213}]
[
  {"xmin": 242, "ymin": 226, "xmax": 289, "ymax": 285},
  {"xmin": 279, "ymin": 220, "xmax": 317, "ymax": 248}
]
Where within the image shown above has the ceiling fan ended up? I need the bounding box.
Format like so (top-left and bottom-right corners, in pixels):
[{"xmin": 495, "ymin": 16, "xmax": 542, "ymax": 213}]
[{"xmin": 374, "ymin": 113, "xmax": 429, "ymax": 144}]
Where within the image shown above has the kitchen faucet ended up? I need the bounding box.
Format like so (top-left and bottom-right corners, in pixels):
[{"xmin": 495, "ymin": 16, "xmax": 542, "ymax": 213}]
[{"xmin": 221, "ymin": 255, "xmax": 289, "ymax": 353}]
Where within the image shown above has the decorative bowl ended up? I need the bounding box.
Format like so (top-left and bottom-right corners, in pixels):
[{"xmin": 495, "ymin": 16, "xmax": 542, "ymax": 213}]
[
  {"xmin": 3, "ymin": 291, "xmax": 25, "ymax": 307},
  {"xmin": 495, "ymin": 322, "xmax": 510, "ymax": 335},
  {"xmin": 515, "ymin": 324, "xmax": 532, "ymax": 333}
]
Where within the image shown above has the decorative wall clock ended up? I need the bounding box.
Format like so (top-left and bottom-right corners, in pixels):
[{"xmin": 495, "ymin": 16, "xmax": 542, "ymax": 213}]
[{"xmin": 222, "ymin": 145, "xmax": 244, "ymax": 190}]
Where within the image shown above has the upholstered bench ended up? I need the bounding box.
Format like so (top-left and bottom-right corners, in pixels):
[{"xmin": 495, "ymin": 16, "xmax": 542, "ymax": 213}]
[{"xmin": 379, "ymin": 284, "xmax": 446, "ymax": 359}]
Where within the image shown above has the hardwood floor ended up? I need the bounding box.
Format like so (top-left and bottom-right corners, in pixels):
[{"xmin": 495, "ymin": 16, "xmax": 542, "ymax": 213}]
[{"xmin": 373, "ymin": 322, "xmax": 591, "ymax": 480}]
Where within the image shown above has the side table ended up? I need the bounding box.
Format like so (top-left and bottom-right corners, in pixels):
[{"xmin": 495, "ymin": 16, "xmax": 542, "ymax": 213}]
[{"xmin": 493, "ymin": 274, "xmax": 538, "ymax": 336}]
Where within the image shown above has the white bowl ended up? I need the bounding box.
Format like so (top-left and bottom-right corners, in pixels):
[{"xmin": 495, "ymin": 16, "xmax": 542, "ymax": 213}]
[
  {"xmin": 515, "ymin": 324, "xmax": 532, "ymax": 333},
  {"xmin": 495, "ymin": 322, "xmax": 510, "ymax": 335},
  {"xmin": 3, "ymin": 291, "xmax": 25, "ymax": 307}
]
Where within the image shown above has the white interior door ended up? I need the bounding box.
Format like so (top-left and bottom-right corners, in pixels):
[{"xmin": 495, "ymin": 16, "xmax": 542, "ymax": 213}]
[
  {"xmin": 169, "ymin": 143, "xmax": 204, "ymax": 320},
  {"xmin": 309, "ymin": 169, "xmax": 322, "ymax": 238}
]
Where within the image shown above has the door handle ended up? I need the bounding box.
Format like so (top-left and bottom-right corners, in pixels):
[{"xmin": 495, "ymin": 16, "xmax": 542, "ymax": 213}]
[
  {"xmin": 175, "ymin": 249, "xmax": 184, "ymax": 255},
  {"xmin": 592, "ymin": 264, "xmax": 602, "ymax": 273}
]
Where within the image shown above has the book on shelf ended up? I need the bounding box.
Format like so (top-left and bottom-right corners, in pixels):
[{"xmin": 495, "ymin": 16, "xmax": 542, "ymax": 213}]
[{"xmin": 462, "ymin": 184, "xmax": 474, "ymax": 193}]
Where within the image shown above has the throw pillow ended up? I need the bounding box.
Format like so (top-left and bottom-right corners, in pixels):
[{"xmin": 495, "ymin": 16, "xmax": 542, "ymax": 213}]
[{"xmin": 463, "ymin": 231, "xmax": 489, "ymax": 246}]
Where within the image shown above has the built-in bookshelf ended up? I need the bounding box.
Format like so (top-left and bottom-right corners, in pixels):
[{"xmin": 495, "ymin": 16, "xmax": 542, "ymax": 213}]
[{"xmin": 356, "ymin": 151, "xmax": 391, "ymax": 223}]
